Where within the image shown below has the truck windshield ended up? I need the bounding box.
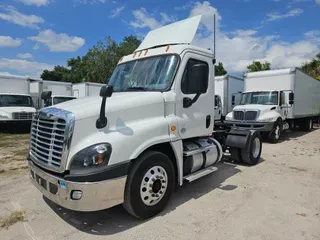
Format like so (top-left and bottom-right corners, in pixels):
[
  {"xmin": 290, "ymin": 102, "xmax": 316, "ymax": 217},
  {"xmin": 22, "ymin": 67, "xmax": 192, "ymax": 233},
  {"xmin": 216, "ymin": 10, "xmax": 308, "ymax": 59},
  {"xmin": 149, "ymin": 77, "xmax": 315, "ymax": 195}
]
[
  {"xmin": 52, "ymin": 97, "xmax": 76, "ymax": 105},
  {"xmin": 0, "ymin": 95, "xmax": 33, "ymax": 107},
  {"xmin": 239, "ymin": 91, "xmax": 278, "ymax": 105},
  {"xmin": 108, "ymin": 55, "xmax": 179, "ymax": 91}
]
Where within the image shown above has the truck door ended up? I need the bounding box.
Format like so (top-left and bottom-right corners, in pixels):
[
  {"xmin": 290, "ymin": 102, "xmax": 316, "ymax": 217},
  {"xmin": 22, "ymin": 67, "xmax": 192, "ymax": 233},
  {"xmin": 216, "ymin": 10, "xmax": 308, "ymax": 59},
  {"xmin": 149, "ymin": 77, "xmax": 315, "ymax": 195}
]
[{"xmin": 175, "ymin": 53, "xmax": 214, "ymax": 139}]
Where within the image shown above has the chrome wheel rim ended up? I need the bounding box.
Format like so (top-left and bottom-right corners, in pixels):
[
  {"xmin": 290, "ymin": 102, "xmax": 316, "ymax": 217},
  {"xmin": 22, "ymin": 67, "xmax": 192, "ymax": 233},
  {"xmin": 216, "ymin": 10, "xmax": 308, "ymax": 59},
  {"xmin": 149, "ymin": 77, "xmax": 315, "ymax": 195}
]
[
  {"xmin": 140, "ymin": 166, "xmax": 168, "ymax": 206},
  {"xmin": 275, "ymin": 126, "xmax": 280, "ymax": 139},
  {"xmin": 252, "ymin": 137, "xmax": 261, "ymax": 159}
]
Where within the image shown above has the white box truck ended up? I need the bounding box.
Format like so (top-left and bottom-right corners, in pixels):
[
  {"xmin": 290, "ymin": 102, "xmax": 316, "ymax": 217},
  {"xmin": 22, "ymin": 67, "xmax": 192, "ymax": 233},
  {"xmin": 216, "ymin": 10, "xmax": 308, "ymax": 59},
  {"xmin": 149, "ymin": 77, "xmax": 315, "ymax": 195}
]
[
  {"xmin": 30, "ymin": 79, "xmax": 76, "ymax": 108},
  {"xmin": 27, "ymin": 16, "xmax": 263, "ymax": 219},
  {"xmin": 225, "ymin": 68, "xmax": 320, "ymax": 143},
  {"xmin": 214, "ymin": 75, "xmax": 243, "ymax": 122},
  {"xmin": 72, "ymin": 82, "xmax": 105, "ymax": 98},
  {"xmin": 0, "ymin": 75, "xmax": 36, "ymax": 129}
]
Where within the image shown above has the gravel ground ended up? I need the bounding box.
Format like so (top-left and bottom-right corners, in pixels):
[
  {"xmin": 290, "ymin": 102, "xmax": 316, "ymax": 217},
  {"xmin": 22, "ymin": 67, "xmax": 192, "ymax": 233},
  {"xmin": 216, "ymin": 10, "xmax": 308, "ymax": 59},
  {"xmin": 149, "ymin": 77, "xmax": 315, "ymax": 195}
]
[{"xmin": 0, "ymin": 128, "xmax": 320, "ymax": 240}]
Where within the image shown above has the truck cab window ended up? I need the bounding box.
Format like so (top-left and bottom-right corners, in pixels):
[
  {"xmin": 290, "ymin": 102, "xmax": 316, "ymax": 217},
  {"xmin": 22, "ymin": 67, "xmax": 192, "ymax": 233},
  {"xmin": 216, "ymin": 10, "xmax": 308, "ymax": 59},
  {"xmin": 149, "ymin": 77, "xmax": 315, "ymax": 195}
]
[{"xmin": 181, "ymin": 59, "xmax": 209, "ymax": 94}]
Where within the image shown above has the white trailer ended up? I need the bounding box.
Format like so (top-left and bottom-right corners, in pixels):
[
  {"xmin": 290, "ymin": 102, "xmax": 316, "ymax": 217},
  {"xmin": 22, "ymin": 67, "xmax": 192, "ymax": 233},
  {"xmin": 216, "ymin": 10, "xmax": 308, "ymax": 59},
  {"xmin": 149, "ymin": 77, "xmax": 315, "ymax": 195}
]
[
  {"xmin": 72, "ymin": 82, "xmax": 105, "ymax": 98},
  {"xmin": 214, "ymin": 75, "xmax": 244, "ymax": 121},
  {"xmin": 226, "ymin": 68, "xmax": 320, "ymax": 143},
  {"xmin": 30, "ymin": 79, "xmax": 76, "ymax": 108},
  {"xmin": 0, "ymin": 75, "xmax": 36, "ymax": 128}
]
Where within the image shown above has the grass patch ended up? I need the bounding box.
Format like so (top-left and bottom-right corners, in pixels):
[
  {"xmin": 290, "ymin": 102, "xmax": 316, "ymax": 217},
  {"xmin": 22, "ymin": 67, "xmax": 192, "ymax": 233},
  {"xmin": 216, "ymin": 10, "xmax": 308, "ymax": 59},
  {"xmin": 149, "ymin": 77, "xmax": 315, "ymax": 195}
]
[{"xmin": 0, "ymin": 210, "xmax": 26, "ymax": 229}]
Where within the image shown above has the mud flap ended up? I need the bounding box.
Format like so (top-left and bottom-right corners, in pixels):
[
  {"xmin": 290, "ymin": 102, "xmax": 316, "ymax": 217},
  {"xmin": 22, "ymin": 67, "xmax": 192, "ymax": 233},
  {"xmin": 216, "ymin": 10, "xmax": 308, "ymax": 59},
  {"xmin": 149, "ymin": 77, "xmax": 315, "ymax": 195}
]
[{"xmin": 225, "ymin": 129, "xmax": 257, "ymax": 149}]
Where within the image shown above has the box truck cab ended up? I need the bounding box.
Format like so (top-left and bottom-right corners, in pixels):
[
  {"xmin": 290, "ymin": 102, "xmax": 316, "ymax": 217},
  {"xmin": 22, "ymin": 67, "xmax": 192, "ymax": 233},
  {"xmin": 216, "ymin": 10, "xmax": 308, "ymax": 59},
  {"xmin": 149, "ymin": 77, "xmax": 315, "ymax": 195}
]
[
  {"xmin": 27, "ymin": 16, "xmax": 263, "ymax": 219},
  {"xmin": 225, "ymin": 68, "xmax": 320, "ymax": 143},
  {"xmin": 42, "ymin": 94, "xmax": 77, "ymax": 107},
  {"xmin": 0, "ymin": 75, "xmax": 36, "ymax": 128}
]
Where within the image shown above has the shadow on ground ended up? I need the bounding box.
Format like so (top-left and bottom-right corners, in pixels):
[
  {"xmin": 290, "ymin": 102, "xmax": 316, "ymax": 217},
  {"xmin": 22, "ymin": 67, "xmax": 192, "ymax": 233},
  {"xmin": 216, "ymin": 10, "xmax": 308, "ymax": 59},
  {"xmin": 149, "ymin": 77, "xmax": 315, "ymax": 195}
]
[
  {"xmin": 44, "ymin": 159, "xmax": 257, "ymax": 236},
  {"xmin": 262, "ymin": 127, "xmax": 319, "ymax": 143}
]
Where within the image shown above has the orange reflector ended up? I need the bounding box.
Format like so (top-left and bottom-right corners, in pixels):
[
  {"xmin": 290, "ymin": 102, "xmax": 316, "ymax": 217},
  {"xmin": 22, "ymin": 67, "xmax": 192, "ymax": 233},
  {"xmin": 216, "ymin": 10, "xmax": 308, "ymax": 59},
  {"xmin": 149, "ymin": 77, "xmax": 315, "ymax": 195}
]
[
  {"xmin": 165, "ymin": 45, "xmax": 170, "ymax": 52},
  {"xmin": 133, "ymin": 52, "xmax": 137, "ymax": 58},
  {"xmin": 138, "ymin": 51, "xmax": 142, "ymax": 57},
  {"xmin": 144, "ymin": 49, "xmax": 148, "ymax": 56},
  {"xmin": 171, "ymin": 126, "xmax": 176, "ymax": 132},
  {"xmin": 97, "ymin": 155, "xmax": 104, "ymax": 165}
]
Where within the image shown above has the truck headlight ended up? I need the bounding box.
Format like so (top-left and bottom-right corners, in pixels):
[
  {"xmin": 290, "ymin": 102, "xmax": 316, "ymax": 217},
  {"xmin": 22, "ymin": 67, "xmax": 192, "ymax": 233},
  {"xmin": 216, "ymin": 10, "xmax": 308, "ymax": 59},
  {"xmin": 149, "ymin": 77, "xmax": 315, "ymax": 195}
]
[
  {"xmin": 70, "ymin": 143, "xmax": 112, "ymax": 174},
  {"xmin": 259, "ymin": 117, "xmax": 274, "ymax": 122},
  {"xmin": 0, "ymin": 114, "xmax": 9, "ymax": 119},
  {"xmin": 225, "ymin": 115, "xmax": 233, "ymax": 121}
]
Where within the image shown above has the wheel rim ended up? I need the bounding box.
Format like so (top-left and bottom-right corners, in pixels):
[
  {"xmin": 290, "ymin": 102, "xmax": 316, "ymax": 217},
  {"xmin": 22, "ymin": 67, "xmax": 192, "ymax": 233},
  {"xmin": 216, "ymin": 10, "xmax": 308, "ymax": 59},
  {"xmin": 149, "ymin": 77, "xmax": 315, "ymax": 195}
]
[
  {"xmin": 252, "ymin": 137, "xmax": 261, "ymax": 159},
  {"xmin": 140, "ymin": 166, "xmax": 168, "ymax": 206},
  {"xmin": 275, "ymin": 126, "xmax": 280, "ymax": 139}
]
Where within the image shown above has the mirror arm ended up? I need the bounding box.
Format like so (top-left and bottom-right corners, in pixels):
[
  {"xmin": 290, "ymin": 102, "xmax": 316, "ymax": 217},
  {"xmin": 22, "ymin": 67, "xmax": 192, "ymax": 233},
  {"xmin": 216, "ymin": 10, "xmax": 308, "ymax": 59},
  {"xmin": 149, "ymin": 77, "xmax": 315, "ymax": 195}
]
[
  {"xmin": 96, "ymin": 97, "xmax": 108, "ymax": 129},
  {"xmin": 183, "ymin": 93, "xmax": 201, "ymax": 108}
]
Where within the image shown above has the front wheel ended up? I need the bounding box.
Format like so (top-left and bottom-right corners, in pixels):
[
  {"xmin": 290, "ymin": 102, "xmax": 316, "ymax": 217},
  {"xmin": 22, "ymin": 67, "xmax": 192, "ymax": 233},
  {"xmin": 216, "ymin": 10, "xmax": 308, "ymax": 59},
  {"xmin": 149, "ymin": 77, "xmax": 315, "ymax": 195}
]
[
  {"xmin": 268, "ymin": 121, "xmax": 281, "ymax": 143},
  {"xmin": 123, "ymin": 151, "xmax": 175, "ymax": 219}
]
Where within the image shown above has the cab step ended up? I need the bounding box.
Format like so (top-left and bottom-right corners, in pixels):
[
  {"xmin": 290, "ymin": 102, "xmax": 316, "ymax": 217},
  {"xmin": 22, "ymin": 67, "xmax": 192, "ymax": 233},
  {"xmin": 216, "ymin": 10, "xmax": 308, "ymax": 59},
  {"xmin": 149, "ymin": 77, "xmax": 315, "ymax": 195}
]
[{"xmin": 183, "ymin": 166, "xmax": 218, "ymax": 183}]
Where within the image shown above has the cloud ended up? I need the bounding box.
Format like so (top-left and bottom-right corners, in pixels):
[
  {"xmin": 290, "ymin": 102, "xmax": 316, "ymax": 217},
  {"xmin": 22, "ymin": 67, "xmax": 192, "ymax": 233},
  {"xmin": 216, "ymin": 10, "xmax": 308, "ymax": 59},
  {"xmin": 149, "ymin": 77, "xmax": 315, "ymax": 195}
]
[
  {"xmin": 174, "ymin": 1, "xmax": 195, "ymax": 11},
  {"xmin": 130, "ymin": 8, "xmax": 176, "ymax": 29},
  {"xmin": 28, "ymin": 29, "xmax": 85, "ymax": 52},
  {"xmin": 17, "ymin": 53, "xmax": 33, "ymax": 59},
  {"xmin": 0, "ymin": 71, "xmax": 31, "ymax": 77},
  {"xmin": 264, "ymin": 8, "xmax": 303, "ymax": 23},
  {"xmin": 0, "ymin": 5, "xmax": 44, "ymax": 29},
  {"xmin": 0, "ymin": 36, "xmax": 22, "ymax": 47},
  {"xmin": 0, "ymin": 58, "xmax": 53, "ymax": 76},
  {"xmin": 316, "ymin": 0, "xmax": 320, "ymax": 4},
  {"xmin": 187, "ymin": 2, "xmax": 319, "ymax": 73},
  {"xmin": 109, "ymin": 6, "xmax": 124, "ymax": 18},
  {"xmin": 16, "ymin": 0, "xmax": 53, "ymax": 7},
  {"xmin": 74, "ymin": 0, "xmax": 105, "ymax": 4}
]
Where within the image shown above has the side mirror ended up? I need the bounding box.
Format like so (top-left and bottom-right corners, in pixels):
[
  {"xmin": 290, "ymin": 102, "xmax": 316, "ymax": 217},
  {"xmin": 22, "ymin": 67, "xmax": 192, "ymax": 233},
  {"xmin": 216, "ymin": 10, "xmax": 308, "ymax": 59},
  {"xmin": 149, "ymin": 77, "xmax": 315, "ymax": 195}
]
[
  {"xmin": 289, "ymin": 92, "xmax": 294, "ymax": 105},
  {"xmin": 185, "ymin": 64, "xmax": 208, "ymax": 94},
  {"xmin": 41, "ymin": 91, "xmax": 52, "ymax": 100},
  {"xmin": 96, "ymin": 85, "xmax": 113, "ymax": 129},
  {"xmin": 232, "ymin": 95, "xmax": 235, "ymax": 105}
]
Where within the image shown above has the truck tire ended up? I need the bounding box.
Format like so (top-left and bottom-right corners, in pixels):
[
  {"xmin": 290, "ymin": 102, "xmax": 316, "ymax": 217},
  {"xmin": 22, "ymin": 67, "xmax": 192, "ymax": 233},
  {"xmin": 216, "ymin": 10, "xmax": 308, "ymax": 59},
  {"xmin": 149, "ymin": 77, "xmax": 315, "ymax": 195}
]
[
  {"xmin": 123, "ymin": 151, "xmax": 175, "ymax": 219},
  {"xmin": 230, "ymin": 148, "xmax": 242, "ymax": 163},
  {"xmin": 268, "ymin": 121, "xmax": 281, "ymax": 143},
  {"xmin": 241, "ymin": 131, "xmax": 262, "ymax": 165},
  {"xmin": 303, "ymin": 118, "xmax": 313, "ymax": 132}
]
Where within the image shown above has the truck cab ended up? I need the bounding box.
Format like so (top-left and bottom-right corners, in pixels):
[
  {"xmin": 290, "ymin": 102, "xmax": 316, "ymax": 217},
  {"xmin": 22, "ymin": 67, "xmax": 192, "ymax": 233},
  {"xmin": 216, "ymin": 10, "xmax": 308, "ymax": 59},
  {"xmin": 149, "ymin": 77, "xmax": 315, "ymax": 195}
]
[
  {"xmin": 0, "ymin": 93, "xmax": 36, "ymax": 128},
  {"xmin": 42, "ymin": 94, "xmax": 77, "ymax": 107},
  {"xmin": 27, "ymin": 15, "xmax": 262, "ymax": 219}
]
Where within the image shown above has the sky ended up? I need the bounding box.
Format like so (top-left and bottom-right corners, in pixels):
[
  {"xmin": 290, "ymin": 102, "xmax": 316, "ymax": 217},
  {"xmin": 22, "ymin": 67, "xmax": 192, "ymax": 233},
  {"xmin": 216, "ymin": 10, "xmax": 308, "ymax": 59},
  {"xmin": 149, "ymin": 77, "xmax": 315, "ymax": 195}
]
[{"xmin": 0, "ymin": 0, "xmax": 319, "ymax": 78}]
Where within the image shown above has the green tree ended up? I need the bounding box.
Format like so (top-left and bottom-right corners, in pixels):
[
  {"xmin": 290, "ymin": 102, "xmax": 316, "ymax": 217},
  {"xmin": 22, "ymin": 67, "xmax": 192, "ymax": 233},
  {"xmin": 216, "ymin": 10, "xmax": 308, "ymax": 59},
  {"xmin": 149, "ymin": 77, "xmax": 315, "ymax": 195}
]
[
  {"xmin": 300, "ymin": 52, "xmax": 320, "ymax": 80},
  {"xmin": 215, "ymin": 62, "xmax": 227, "ymax": 76},
  {"xmin": 246, "ymin": 61, "xmax": 271, "ymax": 72},
  {"xmin": 40, "ymin": 35, "xmax": 141, "ymax": 83}
]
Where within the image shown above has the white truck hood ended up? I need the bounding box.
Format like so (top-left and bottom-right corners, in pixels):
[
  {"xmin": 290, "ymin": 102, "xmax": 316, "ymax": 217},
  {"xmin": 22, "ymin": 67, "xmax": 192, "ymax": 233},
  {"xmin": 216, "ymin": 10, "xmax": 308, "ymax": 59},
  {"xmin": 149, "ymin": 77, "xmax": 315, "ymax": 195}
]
[
  {"xmin": 233, "ymin": 104, "xmax": 276, "ymax": 112},
  {"xmin": 55, "ymin": 92, "xmax": 165, "ymax": 120},
  {"xmin": 0, "ymin": 106, "xmax": 36, "ymax": 114}
]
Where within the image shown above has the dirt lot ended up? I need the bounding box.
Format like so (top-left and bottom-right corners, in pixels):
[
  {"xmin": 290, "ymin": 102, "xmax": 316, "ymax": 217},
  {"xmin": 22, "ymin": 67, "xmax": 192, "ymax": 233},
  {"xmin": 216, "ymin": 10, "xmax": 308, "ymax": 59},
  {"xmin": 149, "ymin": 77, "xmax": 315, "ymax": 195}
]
[{"xmin": 1, "ymin": 129, "xmax": 320, "ymax": 240}]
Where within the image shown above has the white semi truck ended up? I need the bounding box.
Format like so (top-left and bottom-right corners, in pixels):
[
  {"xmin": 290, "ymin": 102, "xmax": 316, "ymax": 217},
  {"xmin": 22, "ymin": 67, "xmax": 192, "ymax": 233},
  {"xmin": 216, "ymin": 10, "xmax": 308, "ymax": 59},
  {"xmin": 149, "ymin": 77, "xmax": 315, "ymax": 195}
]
[
  {"xmin": 72, "ymin": 82, "xmax": 105, "ymax": 99},
  {"xmin": 226, "ymin": 68, "xmax": 320, "ymax": 143},
  {"xmin": 0, "ymin": 75, "xmax": 36, "ymax": 129},
  {"xmin": 214, "ymin": 75, "xmax": 243, "ymax": 122},
  {"xmin": 30, "ymin": 79, "xmax": 76, "ymax": 108},
  {"xmin": 27, "ymin": 16, "xmax": 263, "ymax": 219}
]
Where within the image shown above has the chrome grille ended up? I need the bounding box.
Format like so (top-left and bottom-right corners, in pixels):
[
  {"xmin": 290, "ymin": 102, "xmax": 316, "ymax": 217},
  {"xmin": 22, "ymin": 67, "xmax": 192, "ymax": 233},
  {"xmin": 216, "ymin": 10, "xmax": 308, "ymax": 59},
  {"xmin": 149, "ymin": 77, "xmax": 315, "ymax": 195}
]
[
  {"xmin": 233, "ymin": 110, "xmax": 258, "ymax": 121},
  {"xmin": 29, "ymin": 108, "xmax": 74, "ymax": 173},
  {"xmin": 12, "ymin": 112, "xmax": 33, "ymax": 120}
]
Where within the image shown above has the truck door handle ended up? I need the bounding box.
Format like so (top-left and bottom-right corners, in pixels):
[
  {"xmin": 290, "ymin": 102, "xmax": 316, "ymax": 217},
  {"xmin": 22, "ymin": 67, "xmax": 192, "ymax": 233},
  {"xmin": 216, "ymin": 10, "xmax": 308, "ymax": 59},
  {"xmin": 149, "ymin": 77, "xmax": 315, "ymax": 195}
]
[{"xmin": 206, "ymin": 115, "xmax": 211, "ymax": 128}]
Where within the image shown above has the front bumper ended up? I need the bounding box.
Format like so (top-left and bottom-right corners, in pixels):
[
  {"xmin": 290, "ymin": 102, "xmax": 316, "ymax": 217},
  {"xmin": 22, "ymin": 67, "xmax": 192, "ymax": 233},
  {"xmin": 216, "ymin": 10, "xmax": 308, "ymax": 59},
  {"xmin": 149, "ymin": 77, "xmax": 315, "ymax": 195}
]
[
  {"xmin": 28, "ymin": 161, "xmax": 127, "ymax": 212},
  {"xmin": 225, "ymin": 120, "xmax": 274, "ymax": 132}
]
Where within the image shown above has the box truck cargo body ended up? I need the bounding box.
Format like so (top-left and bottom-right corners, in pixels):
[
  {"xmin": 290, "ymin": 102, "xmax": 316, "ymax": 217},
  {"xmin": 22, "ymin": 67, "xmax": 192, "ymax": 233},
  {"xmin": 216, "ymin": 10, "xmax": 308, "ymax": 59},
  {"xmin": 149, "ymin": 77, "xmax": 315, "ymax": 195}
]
[
  {"xmin": 72, "ymin": 82, "xmax": 105, "ymax": 98},
  {"xmin": 226, "ymin": 68, "xmax": 320, "ymax": 143},
  {"xmin": 30, "ymin": 80, "xmax": 75, "ymax": 108},
  {"xmin": 214, "ymin": 75, "xmax": 244, "ymax": 121},
  {"xmin": 0, "ymin": 75, "xmax": 36, "ymax": 127}
]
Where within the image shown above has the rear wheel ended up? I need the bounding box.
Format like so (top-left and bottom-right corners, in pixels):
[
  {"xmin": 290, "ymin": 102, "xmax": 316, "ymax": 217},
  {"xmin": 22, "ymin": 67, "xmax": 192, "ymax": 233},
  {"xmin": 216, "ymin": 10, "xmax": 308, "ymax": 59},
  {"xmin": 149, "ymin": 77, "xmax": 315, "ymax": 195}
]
[
  {"xmin": 123, "ymin": 151, "xmax": 175, "ymax": 219},
  {"xmin": 241, "ymin": 131, "xmax": 262, "ymax": 165}
]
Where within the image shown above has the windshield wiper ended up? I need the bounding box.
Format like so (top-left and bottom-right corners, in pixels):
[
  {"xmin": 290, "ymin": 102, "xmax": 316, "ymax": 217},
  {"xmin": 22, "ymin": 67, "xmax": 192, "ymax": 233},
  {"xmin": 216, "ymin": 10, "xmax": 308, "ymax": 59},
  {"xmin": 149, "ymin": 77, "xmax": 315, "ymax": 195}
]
[{"xmin": 124, "ymin": 87, "xmax": 149, "ymax": 92}]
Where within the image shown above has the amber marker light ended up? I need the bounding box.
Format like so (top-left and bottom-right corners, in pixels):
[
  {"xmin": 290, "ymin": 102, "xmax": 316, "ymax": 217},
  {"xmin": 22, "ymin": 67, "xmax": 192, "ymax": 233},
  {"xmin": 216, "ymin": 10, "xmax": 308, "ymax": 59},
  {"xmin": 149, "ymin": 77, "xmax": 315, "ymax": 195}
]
[{"xmin": 171, "ymin": 126, "xmax": 177, "ymax": 132}]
